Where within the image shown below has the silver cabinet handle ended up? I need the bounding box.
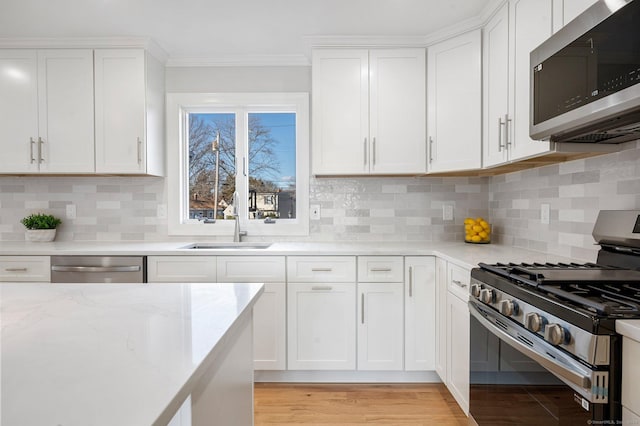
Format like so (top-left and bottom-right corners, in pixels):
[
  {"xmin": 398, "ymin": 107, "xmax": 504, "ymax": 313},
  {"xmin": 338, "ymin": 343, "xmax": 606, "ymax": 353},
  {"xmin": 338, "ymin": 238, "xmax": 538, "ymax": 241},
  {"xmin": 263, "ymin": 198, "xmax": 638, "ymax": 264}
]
[
  {"xmin": 498, "ymin": 117, "xmax": 505, "ymax": 152},
  {"xmin": 5, "ymin": 268, "xmax": 28, "ymax": 272},
  {"xmin": 51, "ymin": 265, "xmax": 141, "ymax": 273},
  {"xmin": 428, "ymin": 136, "xmax": 434, "ymax": 163},
  {"xmin": 311, "ymin": 286, "xmax": 332, "ymax": 291},
  {"xmin": 38, "ymin": 137, "xmax": 44, "ymax": 163},
  {"xmin": 243, "ymin": 157, "xmax": 247, "ymax": 176},
  {"xmin": 372, "ymin": 137, "xmax": 376, "ymax": 165},
  {"xmin": 137, "ymin": 137, "xmax": 142, "ymax": 165},
  {"xmin": 506, "ymin": 114, "xmax": 513, "ymax": 147},
  {"xmin": 364, "ymin": 137, "xmax": 368, "ymax": 165},
  {"xmin": 311, "ymin": 267, "xmax": 332, "ymax": 272},
  {"xmin": 30, "ymin": 138, "xmax": 36, "ymax": 163},
  {"xmin": 370, "ymin": 267, "xmax": 392, "ymax": 272},
  {"xmin": 361, "ymin": 293, "xmax": 365, "ymax": 324},
  {"xmin": 409, "ymin": 266, "xmax": 413, "ymax": 297},
  {"xmin": 452, "ymin": 279, "xmax": 467, "ymax": 289}
]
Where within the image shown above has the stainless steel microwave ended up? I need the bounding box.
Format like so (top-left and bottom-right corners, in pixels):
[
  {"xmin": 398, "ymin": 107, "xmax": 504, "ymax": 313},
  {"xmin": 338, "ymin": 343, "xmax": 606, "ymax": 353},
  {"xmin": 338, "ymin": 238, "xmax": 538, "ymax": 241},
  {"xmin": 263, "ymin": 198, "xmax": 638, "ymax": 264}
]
[{"xmin": 530, "ymin": 0, "xmax": 640, "ymax": 143}]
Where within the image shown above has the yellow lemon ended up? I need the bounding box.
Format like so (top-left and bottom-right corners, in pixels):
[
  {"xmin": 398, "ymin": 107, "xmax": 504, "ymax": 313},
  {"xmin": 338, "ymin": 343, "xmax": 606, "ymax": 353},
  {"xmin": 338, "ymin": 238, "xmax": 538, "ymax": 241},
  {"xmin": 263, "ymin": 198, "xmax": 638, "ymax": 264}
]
[
  {"xmin": 471, "ymin": 235, "xmax": 482, "ymax": 242},
  {"xmin": 480, "ymin": 220, "xmax": 489, "ymax": 229},
  {"xmin": 473, "ymin": 225, "xmax": 483, "ymax": 233},
  {"xmin": 479, "ymin": 231, "xmax": 488, "ymax": 239}
]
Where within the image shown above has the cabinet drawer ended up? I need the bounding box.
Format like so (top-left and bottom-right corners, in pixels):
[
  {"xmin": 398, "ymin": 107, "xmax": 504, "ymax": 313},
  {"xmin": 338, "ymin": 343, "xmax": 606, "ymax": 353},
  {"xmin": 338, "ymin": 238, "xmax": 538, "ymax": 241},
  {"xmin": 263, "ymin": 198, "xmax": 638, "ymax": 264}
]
[
  {"xmin": 0, "ymin": 256, "xmax": 50, "ymax": 282},
  {"xmin": 357, "ymin": 256, "xmax": 403, "ymax": 282},
  {"xmin": 217, "ymin": 256, "xmax": 285, "ymax": 282},
  {"xmin": 287, "ymin": 256, "xmax": 356, "ymax": 282},
  {"xmin": 147, "ymin": 256, "xmax": 216, "ymax": 282},
  {"xmin": 447, "ymin": 262, "xmax": 470, "ymax": 301}
]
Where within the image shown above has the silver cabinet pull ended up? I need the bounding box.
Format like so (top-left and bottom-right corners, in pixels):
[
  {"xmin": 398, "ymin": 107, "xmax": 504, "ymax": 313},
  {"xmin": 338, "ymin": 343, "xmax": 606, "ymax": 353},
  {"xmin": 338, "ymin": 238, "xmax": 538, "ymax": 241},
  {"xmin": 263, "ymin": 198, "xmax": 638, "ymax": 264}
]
[
  {"xmin": 361, "ymin": 293, "xmax": 365, "ymax": 324},
  {"xmin": 311, "ymin": 286, "xmax": 332, "ymax": 291},
  {"xmin": 452, "ymin": 279, "xmax": 468, "ymax": 289},
  {"xmin": 38, "ymin": 137, "xmax": 44, "ymax": 163},
  {"xmin": 311, "ymin": 267, "xmax": 332, "ymax": 272},
  {"xmin": 506, "ymin": 114, "xmax": 513, "ymax": 147},
  {"xmin": 30, "ymin": 138, "xmax": 36, "ymax": 163},
  {"xmin": 137, "ymin": 137, "xmax": 142, "ymax": 165},
  {"xmin": 409, "ymin": 266, "xmax": 413, "ymax": 297},
  {"xmin": 370, "ymin": 267, "xmax": 392, "ymax": 272},
  {"xmin": 5, "ymin": 268, "xmax": 28, "ymax": 272},
  {"xmin": 243, "ymin": 157, "xmax": 247, "ymax": 176},
  {"xmin": 372, "ymin": 137, "xmax": 376, "ymax": 165},
  {"xmin": 498, "ymin": 117, "xmax": 505, "ymax": 152},
  {"xmin": 51, "ymin": 266, "xmax": 141, "ymax": 273},
  {"xmin": 428, "ymin": 136, "xmax": 434, "ymax": 163},
  {"xmin": 364, "ymin": 137, "xmax": 368, "ymax": 165}
]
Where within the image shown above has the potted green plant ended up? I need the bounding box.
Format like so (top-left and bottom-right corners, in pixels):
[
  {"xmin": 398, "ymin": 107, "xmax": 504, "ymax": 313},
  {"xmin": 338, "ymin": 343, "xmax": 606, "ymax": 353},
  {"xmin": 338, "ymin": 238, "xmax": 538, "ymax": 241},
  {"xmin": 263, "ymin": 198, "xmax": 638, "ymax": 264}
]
[{"xmin": 20, "ymin": 213, "xmax": 62, "ymax": 242}]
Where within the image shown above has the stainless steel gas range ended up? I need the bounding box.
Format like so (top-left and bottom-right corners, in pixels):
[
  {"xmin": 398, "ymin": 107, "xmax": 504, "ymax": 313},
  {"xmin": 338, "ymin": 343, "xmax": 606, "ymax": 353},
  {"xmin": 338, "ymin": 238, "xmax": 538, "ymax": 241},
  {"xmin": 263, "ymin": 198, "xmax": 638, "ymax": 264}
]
[{"xmin": 468, "ymin": 210, "xmax": 640, "ymax": 426}]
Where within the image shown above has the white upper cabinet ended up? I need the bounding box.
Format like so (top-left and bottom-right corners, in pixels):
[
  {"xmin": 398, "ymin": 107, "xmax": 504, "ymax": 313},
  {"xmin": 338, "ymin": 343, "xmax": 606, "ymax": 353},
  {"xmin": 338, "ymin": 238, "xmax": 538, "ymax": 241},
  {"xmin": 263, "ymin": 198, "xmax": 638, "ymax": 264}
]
[
  {"xmin": 312, "ymin": 48, "xmax": 426, "ymax": 175},
  {"xmin": 427, "ymin": 30, "xmax": 482, "ymax": 173},
  {"xmin": 558, "ymin": 0, "xmax": 599, "ymax": 30},
  {"xmin": 95, "ymin": 49, "xmax": 165, "ymax": 176},
  {"xmin": 483, "ymin": 0, "xmax": 555, "ymax": 168},
  {"xmin": 0, "ymin": 49, "xmax": 94, "ymax": 173}
]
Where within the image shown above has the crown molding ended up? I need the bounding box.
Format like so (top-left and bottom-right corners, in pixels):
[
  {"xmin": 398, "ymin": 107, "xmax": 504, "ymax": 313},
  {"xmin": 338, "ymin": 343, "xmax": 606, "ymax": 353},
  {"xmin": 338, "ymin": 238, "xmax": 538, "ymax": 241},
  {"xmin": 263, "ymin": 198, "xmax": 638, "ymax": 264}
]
[
  {"xmin": 165, "ymin": 54, "xmax": 310, "ymax": 67},
  {"xmin": 0, "ymin": 37, "xmax": 169, "ymax": 63}
]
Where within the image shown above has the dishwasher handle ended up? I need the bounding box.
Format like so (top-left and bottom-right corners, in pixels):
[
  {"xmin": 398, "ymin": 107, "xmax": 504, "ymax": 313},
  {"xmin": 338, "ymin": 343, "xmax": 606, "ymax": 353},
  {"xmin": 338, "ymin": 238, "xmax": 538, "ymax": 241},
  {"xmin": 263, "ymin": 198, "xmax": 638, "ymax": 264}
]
[{"xmin": 51, "ymin": 265, "xmax": 141, "ymax": 273}]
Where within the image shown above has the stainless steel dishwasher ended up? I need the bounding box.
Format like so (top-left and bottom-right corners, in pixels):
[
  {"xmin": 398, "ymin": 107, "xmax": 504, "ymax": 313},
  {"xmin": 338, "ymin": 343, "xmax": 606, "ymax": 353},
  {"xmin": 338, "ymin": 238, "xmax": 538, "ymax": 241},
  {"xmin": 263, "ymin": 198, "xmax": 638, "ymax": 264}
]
[{"xmin": 51, "ymin": 256, "xmax": 146, "ymax": 283}]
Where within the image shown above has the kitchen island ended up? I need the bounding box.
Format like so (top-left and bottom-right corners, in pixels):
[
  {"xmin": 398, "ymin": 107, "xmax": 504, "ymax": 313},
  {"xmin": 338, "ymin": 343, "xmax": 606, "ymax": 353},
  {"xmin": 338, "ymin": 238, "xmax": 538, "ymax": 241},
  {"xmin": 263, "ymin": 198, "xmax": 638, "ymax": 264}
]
[{"xmin": 0, "ymin": 282, "xmax": 263, "ymax": 426}]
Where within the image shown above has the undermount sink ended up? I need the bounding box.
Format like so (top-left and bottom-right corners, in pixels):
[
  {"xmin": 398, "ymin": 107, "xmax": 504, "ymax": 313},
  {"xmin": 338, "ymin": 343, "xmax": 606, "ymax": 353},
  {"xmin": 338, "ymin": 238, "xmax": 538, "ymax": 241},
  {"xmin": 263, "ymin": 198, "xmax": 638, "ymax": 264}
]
[{"xmin": 180, "ymin": 242, "xmax": 272, "ymax": 250}]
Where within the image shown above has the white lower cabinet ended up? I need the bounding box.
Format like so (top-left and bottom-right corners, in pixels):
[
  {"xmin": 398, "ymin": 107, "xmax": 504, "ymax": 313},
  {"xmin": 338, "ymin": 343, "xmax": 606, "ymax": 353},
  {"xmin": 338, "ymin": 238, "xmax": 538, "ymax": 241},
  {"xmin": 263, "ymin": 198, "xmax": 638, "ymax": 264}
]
[
  {"xmin": 622, "ymin": 334, "xmax": 640, "ymax": 421},
  {"xmin": 287, "ymin": 282, "xmax": 356, "ymax": 370},
  {"xmin": 0, "ymin": 256, "xmax": 50, "ymax": 282},
  {"xmin": 434, "ymin": 258, "xmax": 448, "ymax": 380},
  {"xmin": 287, "ymin": 256, "xmax": 357, "ymax": 370},
  {"xmin": 405, "ymin": 256, "xmax": 436, "ymax": 371},
  {"xmin": 146, "ymin": 255, "xmax": 286, "ymax": 371}
]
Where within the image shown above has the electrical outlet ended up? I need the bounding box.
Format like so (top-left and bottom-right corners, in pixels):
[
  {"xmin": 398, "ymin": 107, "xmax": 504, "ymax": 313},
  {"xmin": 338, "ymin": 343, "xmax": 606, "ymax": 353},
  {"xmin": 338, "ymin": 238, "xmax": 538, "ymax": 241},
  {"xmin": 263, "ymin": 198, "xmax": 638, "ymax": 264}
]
[
  {"xmin": 157, "ymin": 204, "xmax": 167, "ymax": 219},
  {"xmin": 66, "ymin": 204, "xmax": 76, "ymax": 219},
  {"xmin": 443, "ymin": 204, "xmax": 454, "ymax": 221},
  {"xmin": 310, "ymin": 204, "xmax": 321, "ymax": 220},
  {"xmin": 541, "ymin": 203, "xmax": 550, "ymax": 224}
]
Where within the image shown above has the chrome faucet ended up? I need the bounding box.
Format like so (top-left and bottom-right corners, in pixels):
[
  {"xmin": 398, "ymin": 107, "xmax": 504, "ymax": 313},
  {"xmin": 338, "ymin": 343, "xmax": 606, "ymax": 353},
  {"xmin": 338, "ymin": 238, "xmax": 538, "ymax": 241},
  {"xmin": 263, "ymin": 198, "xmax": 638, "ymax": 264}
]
[{"xmin": 232, "ymin": 192, "xmax": 247, "ymax": 242}]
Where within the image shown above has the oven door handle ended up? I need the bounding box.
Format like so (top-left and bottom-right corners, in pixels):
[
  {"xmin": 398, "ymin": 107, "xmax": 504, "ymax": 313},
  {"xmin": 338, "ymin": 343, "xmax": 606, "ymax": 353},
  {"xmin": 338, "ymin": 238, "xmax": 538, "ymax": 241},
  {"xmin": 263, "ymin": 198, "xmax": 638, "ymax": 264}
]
[{"xmin": 469, "ymin": 301, "xmax": 592, "ymax": 391}]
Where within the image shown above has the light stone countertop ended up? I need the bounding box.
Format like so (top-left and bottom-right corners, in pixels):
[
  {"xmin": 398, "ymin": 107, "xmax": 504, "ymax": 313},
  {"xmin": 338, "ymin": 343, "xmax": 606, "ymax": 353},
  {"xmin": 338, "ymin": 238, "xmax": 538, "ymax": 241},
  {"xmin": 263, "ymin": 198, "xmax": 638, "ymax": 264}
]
[
  {"xmin": 616, "ymin": 320, "xmax": 640, "ymax": 342},
  {"xmin": 0, "ymin": 282, "xmax": 263, "ymax": 426},
  {"xmin": 0, "ymin": 240, "xmax": 586, "ymax": 270}
]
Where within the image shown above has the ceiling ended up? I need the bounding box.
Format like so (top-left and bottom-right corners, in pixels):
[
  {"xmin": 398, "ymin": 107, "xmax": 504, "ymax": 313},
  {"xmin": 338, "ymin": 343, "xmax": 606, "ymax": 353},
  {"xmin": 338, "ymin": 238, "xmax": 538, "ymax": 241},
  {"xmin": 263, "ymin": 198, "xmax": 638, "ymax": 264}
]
[{"xmin": 0, "ymin": 0, "xmax": 494, "ymax": 66}]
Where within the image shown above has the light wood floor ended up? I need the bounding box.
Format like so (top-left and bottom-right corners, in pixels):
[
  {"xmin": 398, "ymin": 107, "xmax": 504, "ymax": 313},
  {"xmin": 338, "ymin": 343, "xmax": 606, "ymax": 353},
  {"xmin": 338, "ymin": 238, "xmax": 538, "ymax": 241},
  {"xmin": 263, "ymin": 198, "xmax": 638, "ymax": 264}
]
[{"xmin": 254, "ymin": 383, "xmax": 467, "ymax": 425}]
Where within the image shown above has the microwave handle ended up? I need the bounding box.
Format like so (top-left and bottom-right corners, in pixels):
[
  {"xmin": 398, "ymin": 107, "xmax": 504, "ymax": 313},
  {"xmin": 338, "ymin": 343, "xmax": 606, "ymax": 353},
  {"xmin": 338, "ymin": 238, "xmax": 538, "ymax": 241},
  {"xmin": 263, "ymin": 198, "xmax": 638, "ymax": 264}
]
[{"xmin": 469, "ymin": 301, "xmax": 592, "ymax": 391}]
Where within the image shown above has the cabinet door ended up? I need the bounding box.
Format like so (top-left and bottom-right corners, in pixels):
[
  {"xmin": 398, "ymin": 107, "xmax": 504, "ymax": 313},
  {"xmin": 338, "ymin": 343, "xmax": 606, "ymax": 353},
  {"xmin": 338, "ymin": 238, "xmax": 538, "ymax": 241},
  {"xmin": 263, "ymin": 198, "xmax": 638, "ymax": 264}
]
[
  {"xmin": 37, "ymin": 49, "xmax": 95, "ymax": 173},
  {"xmin": 95, "ymin": 49, "xmax": 146, "ymax": 173},
  {"xmin": 405, "ymin": 256, "xmax": 436, "ymax": 371},
  {"xmin": 357, "ymin": 282, "xmax": 404, "ymax": 370},
  {"xmin": 447, "ymin": 291, "xmax": 470, "ymax": 415},
  {"xmin": 482, "ymin": 3, "xmax": 510, "ymax": 168},
  {"xmin": 0, "ymin": 49, "xmax": 38, "ymax": 173},
  {"xmin": 253, "ymin": 282, "xmax": 286, "ymax": 370},
  {"xmin": 312, "ymin": 49, "xmax": 369, "ymax": 175},
  {"xmin": 427, "ymin": 30, "xmax": 482, "ymax": 172},
  {"xmin": 369, "ymin": 49, "xmax": 426, "ymax": 174},
  {"xmin": 146, "ymin": 256, "xmax": 216, "ymax": 282},
  {"xmin": 287, "ymin": 282, "xmax": 356, "ymax": 370},
  {"xmin": 507, "ymin": 0, "xmax": 554, "ymax": 161},
  {"xmin": 434, "ymin": 258, "xmax": 448, "ymax": 381},
  {"xmin": 561, "ymin": 0, "xmax": 598, "ymax": 27}
]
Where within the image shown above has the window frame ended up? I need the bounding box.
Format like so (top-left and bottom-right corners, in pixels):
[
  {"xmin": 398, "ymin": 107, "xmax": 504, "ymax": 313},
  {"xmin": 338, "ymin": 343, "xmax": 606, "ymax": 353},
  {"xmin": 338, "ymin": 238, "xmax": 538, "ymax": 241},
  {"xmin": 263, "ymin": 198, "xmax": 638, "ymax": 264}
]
[{"xmin": 166, "ymin": 92, "xmax": 309, "ymax": 237}]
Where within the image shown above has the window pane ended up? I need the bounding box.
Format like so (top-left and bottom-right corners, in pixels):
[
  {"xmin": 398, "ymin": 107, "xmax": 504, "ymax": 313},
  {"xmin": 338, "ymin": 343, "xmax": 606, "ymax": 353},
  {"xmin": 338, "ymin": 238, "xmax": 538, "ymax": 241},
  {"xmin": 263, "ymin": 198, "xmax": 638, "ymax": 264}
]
[
  {"xmin": 248, "ymin": 112, "xmax": 296, "ymax": 220},
  {"xmin": 188, "ymin": 113, "xmax": 236, "ymax": 221}
]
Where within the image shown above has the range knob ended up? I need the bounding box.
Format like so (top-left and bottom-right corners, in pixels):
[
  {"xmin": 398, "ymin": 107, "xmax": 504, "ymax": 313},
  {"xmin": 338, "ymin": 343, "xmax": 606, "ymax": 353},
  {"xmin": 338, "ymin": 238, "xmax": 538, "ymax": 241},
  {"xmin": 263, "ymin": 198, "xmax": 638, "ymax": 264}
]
[
  {"xmin": 500, "ymin": 300, "xmax": 519, "ymax": 317},
  {"xmin": 545, "ymin": 324, "xmax": 570, "ymax": 346},
  {"xmin": 470, "ymin": 283, "xmax": 482, "ymax": 298},
  {"xmin": 480, "ymin": 288, "xmax": 494, "ymax": 304},
  {"xmin": 525, "ymin": 312, "xmax": 545, "ymax": 333}
]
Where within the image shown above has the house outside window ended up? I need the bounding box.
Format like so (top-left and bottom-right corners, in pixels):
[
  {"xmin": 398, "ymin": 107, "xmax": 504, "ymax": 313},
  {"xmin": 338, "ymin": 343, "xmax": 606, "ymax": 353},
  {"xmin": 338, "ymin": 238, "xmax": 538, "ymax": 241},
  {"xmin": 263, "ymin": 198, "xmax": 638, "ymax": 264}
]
[{"xmin": 166, "ymin": 93, "xmax": 309, "ymax": 237}]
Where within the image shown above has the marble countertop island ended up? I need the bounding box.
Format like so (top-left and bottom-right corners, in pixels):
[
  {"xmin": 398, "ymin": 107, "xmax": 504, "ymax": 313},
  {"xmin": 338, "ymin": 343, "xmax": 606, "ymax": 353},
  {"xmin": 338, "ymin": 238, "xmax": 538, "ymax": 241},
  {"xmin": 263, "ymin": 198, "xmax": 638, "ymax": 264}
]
[{"xmin": 0, "ymin": 282, "xmax": 263, "ymax": 426}]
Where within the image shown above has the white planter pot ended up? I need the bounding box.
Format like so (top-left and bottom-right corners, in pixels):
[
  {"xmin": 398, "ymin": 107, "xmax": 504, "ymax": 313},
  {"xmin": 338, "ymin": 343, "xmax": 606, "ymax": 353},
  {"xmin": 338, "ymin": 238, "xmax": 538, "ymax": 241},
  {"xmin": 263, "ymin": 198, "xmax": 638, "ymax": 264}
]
[{"xmin": 25, "ymin": 229, "xmax": 57, "ymax": 242}]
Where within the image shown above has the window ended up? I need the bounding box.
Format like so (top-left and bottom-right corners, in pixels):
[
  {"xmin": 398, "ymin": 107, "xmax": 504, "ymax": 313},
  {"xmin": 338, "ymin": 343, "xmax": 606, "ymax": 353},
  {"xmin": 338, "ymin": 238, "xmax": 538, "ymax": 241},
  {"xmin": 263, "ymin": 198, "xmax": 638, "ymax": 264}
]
[{"xmin": 167, "ymin": 93, "xmax": 309, "ymax": 237}]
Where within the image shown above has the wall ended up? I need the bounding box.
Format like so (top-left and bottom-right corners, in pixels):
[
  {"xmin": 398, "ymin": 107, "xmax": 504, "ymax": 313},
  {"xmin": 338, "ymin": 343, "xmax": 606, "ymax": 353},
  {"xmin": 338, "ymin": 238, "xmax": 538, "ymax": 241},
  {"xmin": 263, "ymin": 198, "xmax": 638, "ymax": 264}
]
[{"xmin": 489, "ymin": 141, "xmax": 640, "ymax": 262}]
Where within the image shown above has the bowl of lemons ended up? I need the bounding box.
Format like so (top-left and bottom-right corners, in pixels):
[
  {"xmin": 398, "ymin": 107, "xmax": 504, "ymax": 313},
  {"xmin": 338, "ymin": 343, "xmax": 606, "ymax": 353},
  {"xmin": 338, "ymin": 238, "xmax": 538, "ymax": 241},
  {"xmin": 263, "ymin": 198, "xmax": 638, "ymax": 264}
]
[{"xmin": 464, "ymin": 217, "xmax": 491, "ymax": 244}]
